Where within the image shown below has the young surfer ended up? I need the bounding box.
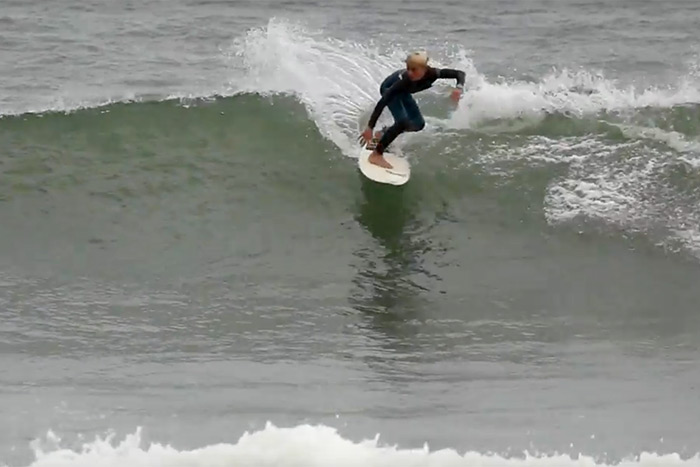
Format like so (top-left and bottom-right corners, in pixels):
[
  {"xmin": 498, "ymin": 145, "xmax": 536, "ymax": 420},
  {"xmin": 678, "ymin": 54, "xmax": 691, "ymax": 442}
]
[{"xmin": 359, "ymin": 51, "xmax": 466, "ymax": 169}]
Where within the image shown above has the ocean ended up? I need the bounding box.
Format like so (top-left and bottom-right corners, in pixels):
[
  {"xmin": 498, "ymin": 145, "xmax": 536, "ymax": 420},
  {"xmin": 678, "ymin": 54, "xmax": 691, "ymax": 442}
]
[{"xmin": 1, "ymin": 0, "xmax": 700, "ymax": 465}]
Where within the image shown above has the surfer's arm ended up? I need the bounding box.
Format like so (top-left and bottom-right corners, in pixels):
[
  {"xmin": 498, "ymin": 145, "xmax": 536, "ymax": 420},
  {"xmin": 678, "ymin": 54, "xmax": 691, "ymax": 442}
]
[
  {"xmin": 367, "ymin": 79, "xmax": 405, "ymax": 129},
  {"xmin": 437, "ymin": 68, "xmax": 466, "ymax": 89},
  {"xmin": 437, "ymin": 68, "xmax": 466, "ymax": 102}
]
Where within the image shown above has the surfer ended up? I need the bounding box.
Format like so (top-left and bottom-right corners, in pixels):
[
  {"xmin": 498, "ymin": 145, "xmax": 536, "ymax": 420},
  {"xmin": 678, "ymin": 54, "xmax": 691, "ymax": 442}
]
[{"xmin": 359, "ymin": 51, "xmax": 466, "ymax": 169}]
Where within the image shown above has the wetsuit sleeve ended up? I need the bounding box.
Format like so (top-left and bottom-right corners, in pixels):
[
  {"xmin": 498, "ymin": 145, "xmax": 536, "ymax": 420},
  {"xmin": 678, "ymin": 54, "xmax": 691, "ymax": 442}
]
[
  {"xmin": 367, "ymin": 78, "xmax": 406, "ymax": 129},
  {"xmin": 437, "ymin": 68, "xmax": 466, "ymax": 88}
]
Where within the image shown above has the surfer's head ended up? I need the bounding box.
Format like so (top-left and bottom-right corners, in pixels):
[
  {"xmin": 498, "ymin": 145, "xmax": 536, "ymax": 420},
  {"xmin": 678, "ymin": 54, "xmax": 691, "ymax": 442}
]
[{"xmin": 405, "ymin": 51, "xmax": 429, "ymax": 80}]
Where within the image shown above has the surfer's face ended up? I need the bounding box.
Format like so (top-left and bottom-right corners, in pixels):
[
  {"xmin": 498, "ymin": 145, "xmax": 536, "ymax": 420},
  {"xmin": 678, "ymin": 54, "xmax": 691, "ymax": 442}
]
[{"xmin": 406, "ymin": 64, "xmax": 427, "ymax": 81}]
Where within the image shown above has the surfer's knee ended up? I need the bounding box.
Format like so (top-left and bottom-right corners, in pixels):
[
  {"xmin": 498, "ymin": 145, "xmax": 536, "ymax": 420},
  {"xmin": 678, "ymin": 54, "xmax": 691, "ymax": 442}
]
[
  {"xmin": 396, "ymin": 119, "xmax": 411, "ymax": 132},
  {"xmin": 409, "ymin": 117, "xmax": 425, "ymax": 132}
]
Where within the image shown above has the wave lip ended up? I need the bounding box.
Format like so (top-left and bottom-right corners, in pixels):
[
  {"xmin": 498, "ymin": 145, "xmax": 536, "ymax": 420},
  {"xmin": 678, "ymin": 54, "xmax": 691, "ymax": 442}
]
[
  {"xmin": 18, "ymin": 423, "xmax": 700, "ymax": 467},
  {"xmin": 446, "ymin": 67, "xmax": 700, "ymax": 131}
]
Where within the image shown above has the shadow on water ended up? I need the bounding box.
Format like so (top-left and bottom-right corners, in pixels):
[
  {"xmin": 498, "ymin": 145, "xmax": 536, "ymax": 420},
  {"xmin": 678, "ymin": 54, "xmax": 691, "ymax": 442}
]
[{"xmin": 349, "ymin": 173, "xmax": 440, "ymax": 346}]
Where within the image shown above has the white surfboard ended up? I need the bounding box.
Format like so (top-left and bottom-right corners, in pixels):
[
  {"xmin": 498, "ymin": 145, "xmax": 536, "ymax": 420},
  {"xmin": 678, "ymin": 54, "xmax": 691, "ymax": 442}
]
[{"xmin": 357, "ymin": 148, "xmax": 411, "ymax": 185}]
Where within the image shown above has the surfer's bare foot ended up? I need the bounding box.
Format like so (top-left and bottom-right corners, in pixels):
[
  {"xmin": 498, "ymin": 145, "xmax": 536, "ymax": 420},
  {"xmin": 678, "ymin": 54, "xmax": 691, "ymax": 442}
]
[{"xmin": 368, "ymin": 151, "xmax": 393, "ymax": 169}]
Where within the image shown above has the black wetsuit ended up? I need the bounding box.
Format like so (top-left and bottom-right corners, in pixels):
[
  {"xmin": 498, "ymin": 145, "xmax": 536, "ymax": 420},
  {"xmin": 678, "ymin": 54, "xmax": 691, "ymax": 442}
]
[{"xmin": 368, "ymin": 66, "xmax": 466, "ymax": 154}]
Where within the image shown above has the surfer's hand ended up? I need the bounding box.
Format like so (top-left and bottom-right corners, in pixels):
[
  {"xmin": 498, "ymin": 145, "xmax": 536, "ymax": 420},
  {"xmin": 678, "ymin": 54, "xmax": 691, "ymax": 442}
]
[
  {"xmin": 450, "ymin": 88, "xmax": 462, "ymax": 102},
  {"xmin": 359, "ymin": 127, "xmax": 373, "ymax": 145}
]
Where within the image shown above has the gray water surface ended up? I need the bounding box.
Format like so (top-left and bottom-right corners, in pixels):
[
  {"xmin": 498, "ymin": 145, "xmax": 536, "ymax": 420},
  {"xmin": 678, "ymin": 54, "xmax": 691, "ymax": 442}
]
[{"xmin": 2, "ymin": 0, "xmax": 700, "ymax": 465}]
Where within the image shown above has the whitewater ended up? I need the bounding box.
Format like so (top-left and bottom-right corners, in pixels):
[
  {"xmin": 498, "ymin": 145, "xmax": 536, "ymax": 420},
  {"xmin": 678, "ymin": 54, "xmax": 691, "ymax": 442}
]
[{"xmin": 15, "ymin": 424, "xmax": 700, "ymax": 467}]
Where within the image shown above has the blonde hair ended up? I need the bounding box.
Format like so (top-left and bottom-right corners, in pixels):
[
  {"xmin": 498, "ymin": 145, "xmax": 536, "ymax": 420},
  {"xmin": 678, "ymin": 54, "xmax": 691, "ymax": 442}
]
[{"xmin": 405, "ymin": 51, "xmax": 429, "ymax": 67}]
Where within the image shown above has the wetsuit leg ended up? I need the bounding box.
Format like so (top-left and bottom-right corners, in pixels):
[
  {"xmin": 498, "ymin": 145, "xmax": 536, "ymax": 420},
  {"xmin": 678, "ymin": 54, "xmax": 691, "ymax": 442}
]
[
  {"xmin": 401, "ymin": 93, "xmax": 426, "ymax": 131},
  {"xmin": 375, "ymin": 93, "xmax": 425, "ymax": 154},
  {"xmin": 372, "ymin": 97, "xmax": 403, "ymax": 143},
  {"xmin": 386, "ymin": 92, "xmax": 408, "ymax": 122}
]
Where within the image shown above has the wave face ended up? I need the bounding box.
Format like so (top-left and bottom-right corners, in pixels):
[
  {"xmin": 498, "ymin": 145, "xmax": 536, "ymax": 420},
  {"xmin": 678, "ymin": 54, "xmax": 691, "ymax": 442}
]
[
  {"xmin": 3, "ymin": 18, "xmax": 700, "ymax": 259},
  {"xmin": 229, "ymin": 19, "xmax": 700, "ymax": 258}
]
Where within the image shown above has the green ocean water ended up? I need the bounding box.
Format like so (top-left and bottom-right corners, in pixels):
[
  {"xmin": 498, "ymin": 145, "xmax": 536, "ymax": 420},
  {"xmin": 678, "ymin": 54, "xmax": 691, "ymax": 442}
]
[{"xmin": 2, "ymin": 2, "xmax": 700, "ymax": 466}]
